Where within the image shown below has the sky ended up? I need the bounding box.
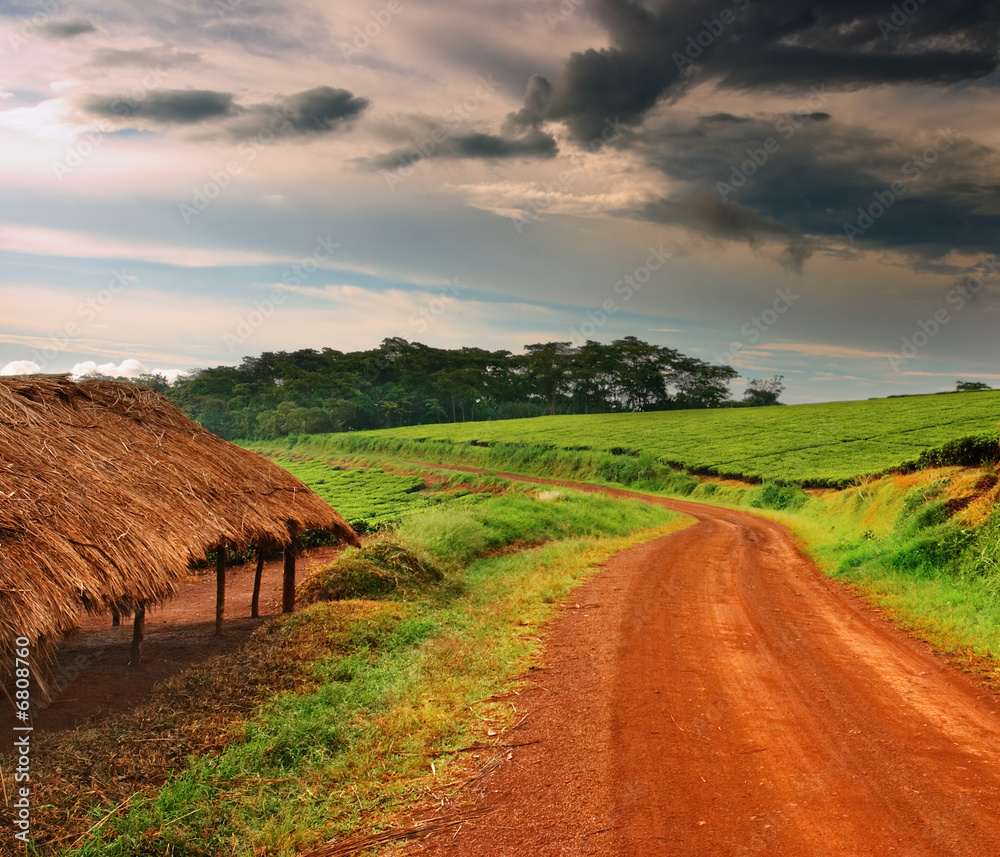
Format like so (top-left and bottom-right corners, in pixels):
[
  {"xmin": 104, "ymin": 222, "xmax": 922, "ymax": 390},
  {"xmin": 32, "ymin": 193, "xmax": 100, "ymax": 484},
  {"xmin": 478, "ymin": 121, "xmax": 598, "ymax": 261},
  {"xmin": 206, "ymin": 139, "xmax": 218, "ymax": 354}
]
[{"xmin": 1, "ymin": 0, "xmax": 999, "ymax": 404}]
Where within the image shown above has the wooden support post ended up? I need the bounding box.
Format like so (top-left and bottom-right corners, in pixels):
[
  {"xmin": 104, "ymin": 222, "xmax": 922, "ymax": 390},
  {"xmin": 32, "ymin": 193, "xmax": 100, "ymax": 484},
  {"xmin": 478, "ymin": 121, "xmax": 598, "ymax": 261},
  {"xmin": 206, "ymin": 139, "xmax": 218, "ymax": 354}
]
[
  {"xmin": 130, "ymin": 604, "xmax": 145, "ymax": 665},
  {"xmin": 282, "ymin": 546, "xmax": 296, "ymax": 614},
  {"xmin": 111, "ymin": 607, "xmax": 121, "ymax": 627},
  {"xmin": 251, "ymin": 549, "xmax": 264, "ymax": 619},
  {"xmin": 216, "ymin": 544, "xmax": 227, "ymax": 636}
]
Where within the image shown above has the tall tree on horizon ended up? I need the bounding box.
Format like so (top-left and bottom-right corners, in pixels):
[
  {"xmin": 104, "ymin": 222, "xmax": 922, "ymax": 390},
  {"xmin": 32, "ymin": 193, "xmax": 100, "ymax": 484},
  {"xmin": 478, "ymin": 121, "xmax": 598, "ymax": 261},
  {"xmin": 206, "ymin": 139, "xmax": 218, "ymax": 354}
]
[{"xmin": 521, "ymin": 342, "xmax": 576, "ymax": 415}]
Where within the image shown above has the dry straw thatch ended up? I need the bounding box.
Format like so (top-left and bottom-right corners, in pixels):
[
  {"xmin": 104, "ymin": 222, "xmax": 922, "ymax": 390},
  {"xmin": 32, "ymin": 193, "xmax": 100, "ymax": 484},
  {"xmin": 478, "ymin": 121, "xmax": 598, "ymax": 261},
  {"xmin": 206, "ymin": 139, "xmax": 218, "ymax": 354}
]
[{"xmin": 0, "ymin": 375, "xmax": 359, "ymax": 683}]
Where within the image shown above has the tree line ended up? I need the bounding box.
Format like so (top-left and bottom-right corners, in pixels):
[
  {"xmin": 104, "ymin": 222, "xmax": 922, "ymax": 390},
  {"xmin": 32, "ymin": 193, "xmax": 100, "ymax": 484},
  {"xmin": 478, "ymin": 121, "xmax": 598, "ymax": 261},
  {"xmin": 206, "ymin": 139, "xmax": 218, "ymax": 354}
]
[{"xmin": 154, "ymin": 336, "xmax": 783, "ymax": 440}]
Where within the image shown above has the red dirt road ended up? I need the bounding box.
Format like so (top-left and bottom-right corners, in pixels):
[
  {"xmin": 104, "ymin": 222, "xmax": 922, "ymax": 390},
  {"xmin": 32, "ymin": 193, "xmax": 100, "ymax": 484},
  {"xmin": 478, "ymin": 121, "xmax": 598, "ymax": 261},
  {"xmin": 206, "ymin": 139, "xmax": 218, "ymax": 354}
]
[{"xmin": 418, "ymin": 472, "xmax": 1000, "ymax": 856}]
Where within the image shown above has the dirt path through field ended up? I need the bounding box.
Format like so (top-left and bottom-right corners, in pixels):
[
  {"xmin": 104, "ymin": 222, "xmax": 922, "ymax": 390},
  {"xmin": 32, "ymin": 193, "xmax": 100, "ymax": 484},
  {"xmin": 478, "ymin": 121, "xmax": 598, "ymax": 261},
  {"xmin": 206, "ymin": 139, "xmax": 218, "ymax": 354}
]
[{"xmin": 410, "ymin": 464, "xmax": 1000, "ymax": 856}]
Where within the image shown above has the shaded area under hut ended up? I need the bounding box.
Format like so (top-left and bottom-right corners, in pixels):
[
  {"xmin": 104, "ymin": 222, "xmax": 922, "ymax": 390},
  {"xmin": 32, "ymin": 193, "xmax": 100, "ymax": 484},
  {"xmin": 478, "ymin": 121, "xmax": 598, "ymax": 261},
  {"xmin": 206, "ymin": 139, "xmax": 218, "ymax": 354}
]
[{"xmin": 0, "ymin": 375, "xmax": 359, "ymax": 697}]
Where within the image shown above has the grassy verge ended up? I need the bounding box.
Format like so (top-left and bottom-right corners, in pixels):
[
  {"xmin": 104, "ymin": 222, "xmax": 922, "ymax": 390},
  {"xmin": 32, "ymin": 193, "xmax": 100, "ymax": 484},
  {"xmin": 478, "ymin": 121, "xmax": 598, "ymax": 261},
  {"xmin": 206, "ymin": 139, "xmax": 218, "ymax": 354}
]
[
  {"xmin": 4, "ymin": 485, "xmax": 685, "ymax": 856},
  {"xmin": 258, "ymin": 435, "xmax": 1000, "ymax": 682},
  {"xmin": 248, "ymin": 389, "xmax": 1000, "ymax": 485},
  {"xmin": 763, "ymin": 474, "xmax": 1000, "ymax": 679},
  {"xmin": 248, "ymin": 435, "xmax": 705, "ymax": 496}
]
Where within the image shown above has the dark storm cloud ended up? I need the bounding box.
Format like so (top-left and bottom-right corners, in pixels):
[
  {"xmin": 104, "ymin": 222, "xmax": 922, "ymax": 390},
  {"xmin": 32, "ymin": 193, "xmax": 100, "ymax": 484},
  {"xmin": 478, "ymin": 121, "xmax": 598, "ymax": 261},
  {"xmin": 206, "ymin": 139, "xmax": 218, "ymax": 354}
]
[
  {"xmin": 367, "ymin": 128, "xmax": 557, "ymax": 170},
  {"xmin": 81, "ymin": 86, "xmax": 368, "ymax": 139},
  {"xmin": 88, "ymin": 45, "xmax": 200, "ymax": 69},
  {"xmin": 83, "ymin": 88, "xmax": 236, "ymax": 123},
  {"xmin": 631, "ymin": 112, "xmax": 1000, "ymax": 268},
  {"xmin": 508, "ymin": 0, "xmax": 1000, "ymax": 142},
  {"xmin": 271, "ymin": 87, "xmax": 368, "ymax": 134},
  {"xmin": 506, "ymin": 49, "xmax": 668, "ymax": 143},
  {"xmin": 640, "ymin": 193, "xmax": 818, "ymax": 273},
  {"xmin": 225, "ymin": 87, "xmax": 369, "ymax": 139},
  {"xmin": 39, "ymin": 18, "xmax": 96, "ymax": 39},
  {"xmin": 711, "ymin": 46, "xmax": 997, "ymax": 92}
]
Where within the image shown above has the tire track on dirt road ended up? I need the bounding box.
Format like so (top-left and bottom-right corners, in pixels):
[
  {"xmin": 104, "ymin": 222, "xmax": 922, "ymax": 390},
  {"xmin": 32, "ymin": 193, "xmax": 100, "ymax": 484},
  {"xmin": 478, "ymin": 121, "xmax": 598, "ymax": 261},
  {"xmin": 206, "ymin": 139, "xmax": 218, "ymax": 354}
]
[{"xmin": 411, "ymin": 464, "xmax": 1000, "ymax": 856}]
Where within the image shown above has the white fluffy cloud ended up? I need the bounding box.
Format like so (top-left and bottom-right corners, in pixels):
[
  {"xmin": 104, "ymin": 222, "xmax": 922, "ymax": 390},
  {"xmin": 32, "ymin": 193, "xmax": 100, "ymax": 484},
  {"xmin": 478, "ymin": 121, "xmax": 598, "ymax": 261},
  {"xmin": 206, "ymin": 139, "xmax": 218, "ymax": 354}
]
[
  {"xmin": 1, "ymin": 360, "xmax": 42, "ymax": 375},
  {"xmin": 70, "ymin": 359, "xmax": 188, "ymax": 384}
]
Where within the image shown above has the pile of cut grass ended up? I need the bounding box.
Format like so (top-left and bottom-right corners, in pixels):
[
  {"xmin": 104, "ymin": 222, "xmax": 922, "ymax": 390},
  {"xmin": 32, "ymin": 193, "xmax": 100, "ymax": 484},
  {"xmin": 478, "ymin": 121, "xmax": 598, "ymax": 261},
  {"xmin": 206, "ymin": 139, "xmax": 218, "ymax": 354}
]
[{"xmin": 298, "ymin": 538, "xmax": 443, "ymax": 604}]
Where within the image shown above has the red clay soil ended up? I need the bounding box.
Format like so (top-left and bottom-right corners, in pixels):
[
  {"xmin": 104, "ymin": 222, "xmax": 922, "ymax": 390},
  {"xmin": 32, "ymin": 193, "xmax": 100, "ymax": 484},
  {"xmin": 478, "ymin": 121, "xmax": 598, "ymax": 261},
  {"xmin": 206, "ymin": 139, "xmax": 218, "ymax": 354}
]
[
  {"xmin": 0, "ymin": 546, "xmax": 343, "ymax": 751},
  {"xmin": 413, "ymin": 466, "xmax": 1000, "ymax": 857}
]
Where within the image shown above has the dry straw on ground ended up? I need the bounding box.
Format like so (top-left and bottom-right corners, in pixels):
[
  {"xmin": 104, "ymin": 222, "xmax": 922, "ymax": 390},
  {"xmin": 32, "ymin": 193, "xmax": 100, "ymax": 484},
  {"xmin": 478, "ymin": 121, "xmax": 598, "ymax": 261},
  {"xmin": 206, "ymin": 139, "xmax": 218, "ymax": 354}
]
[{"xmin": 0, "ymin": 375, "xmax": 358, "ymax": 688}]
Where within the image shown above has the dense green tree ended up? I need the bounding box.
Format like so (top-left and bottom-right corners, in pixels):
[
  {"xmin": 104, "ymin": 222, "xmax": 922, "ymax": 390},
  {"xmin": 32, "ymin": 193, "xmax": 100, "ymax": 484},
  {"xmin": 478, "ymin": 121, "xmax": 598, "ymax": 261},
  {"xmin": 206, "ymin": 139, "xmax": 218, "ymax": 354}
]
[
  {"xmin": 569, "ymin": 341, "xmax": 617, "ymax": 413},
  {"xmin": 162, "ymin": 337, "xmax": 741, "ymax": 439},
  {"xmin": 521, "ymin": 342, "xmax": 576, "ymax": 415}
]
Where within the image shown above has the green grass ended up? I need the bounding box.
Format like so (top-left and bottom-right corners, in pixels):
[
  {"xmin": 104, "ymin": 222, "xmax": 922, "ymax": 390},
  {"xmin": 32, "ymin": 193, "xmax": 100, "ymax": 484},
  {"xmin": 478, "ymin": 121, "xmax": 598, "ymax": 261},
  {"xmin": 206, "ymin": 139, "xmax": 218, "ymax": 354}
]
[
  {"xmin": 745, "ymin": 475, "xmax": 1000, "ymax": 669},
  {"xmin": 265, "ymin": 456, "xmax": 430, "ymax": 530},
  {"xmin": 20, "ymin": 484, "xmax": 684, "ymax": 856},
  {"xmin": 399, "ymin": 488, "xmax": 663, "ymax": 567},
  {"xmin": 25, "ymin": 420, "xmax": 1000, "ymax": 856},
  {"xmin": 267, "ymin": 438, "xmax": 1000, "ymax": 672},
  {"xmin": 256, "ymin": 453, "xmax": 530, "ymax": 534},
  {"xmin": 277, "ymin": 437, "xmax": 1000, "ymax": 672},
  {"xmin": 285, "ymin": 390, "xmax": 1000, "ymax": 485},
  {"xmin": 278, "ymin": 436, "xmax": 1000, "ymax": 665}
]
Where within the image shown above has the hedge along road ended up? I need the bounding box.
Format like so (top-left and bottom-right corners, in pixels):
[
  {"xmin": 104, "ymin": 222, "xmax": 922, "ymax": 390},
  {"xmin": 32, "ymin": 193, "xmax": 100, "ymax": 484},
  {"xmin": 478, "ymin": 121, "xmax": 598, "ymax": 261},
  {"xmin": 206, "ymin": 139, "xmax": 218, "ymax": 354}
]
[{"xmin": 409, "ymin": 464, "xmax": 1000, "ymax": 856}]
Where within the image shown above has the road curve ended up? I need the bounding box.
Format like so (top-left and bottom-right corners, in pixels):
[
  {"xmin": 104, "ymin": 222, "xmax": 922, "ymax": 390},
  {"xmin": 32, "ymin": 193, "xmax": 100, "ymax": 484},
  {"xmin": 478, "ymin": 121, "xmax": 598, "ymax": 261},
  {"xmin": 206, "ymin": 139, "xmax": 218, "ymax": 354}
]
[{"xmin": 417, "ymin": 468, "xmax": 1000, "ymax": 856}]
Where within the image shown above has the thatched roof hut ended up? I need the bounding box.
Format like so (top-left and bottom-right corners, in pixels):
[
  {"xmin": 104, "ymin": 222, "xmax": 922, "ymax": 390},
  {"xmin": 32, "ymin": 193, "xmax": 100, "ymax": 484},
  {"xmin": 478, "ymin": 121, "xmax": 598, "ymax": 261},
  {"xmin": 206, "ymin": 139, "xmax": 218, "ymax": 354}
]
[{"xmin": 0, "ymin": 375, "xmax": 359, "ymax": 683}]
